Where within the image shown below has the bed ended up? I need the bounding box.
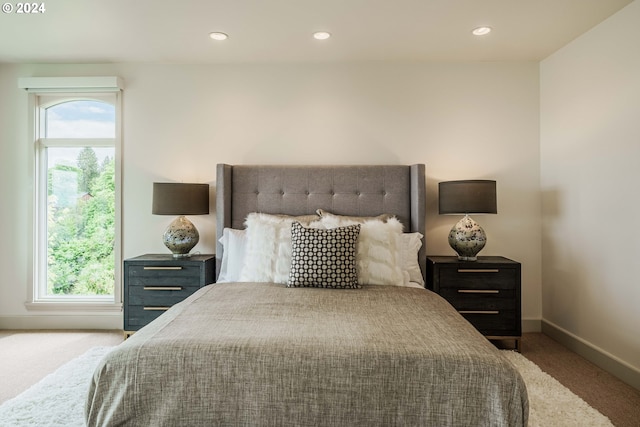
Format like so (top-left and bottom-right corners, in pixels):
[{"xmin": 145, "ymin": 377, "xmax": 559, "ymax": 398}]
[{"xmin": 86, "ymin": 164, "xmax": 528, "ymax": 426}]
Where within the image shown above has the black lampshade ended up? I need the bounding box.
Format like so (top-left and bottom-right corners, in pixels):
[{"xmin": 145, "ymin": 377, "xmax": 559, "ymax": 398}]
[
  {"xmin": 152, "ymin": 183, "xmax": 209, "ymax": 215},
  {"xmin": 438, "ymin": 180, "xmax": 497, "ymax": 214}
]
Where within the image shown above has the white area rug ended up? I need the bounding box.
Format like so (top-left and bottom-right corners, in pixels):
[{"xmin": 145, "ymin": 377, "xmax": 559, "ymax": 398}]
[
  {"xmin": 0, "ymin": 346, "xmax": 112, "ymax": 427},
  {"xmin": 502, "ymin": 351, "xmax": 613, "ymax": 427},
  {"xmin": 0, "ymin": 347, "xmax": 614, "ymax": 427}
]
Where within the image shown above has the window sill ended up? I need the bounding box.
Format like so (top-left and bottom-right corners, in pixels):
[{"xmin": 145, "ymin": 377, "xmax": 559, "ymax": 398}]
[{"xmin": 25, "ymin": 300, "xmax": 122, "ymax": 312}]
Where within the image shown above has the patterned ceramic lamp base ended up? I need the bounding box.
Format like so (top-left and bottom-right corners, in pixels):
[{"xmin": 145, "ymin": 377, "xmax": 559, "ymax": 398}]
[
  {"xmin": 163, "ymin": 215, "xmax": 199, "ymax": 258},
  {"xmin": 448, "ymin": 214, "xmax": 486, "ymax": 261}
]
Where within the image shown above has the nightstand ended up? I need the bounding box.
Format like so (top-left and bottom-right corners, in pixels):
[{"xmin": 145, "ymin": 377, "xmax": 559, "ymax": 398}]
[
  {"xmin": 427, "ymin": 256, "xmax": 522, "ymax": 351},
  {"xmin": 123, "ymin": 254, "xmax": 215, "ymax": 337}
]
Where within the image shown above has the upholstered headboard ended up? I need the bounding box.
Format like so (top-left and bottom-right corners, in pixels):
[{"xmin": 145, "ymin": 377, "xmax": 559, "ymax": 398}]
[{"xmin": 215, "ymin": 164, "xmax": 426, "ymax": 282}]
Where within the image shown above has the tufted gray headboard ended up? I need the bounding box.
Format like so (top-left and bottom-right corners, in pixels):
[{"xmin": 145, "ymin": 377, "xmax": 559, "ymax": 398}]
[{"xmin": 216, "ymin": 164, "xmax": 426, "ymax": 282}]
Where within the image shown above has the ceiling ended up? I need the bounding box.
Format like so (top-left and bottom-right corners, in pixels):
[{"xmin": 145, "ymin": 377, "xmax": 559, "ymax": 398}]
[{"xmin": 0, "ymin": 0, "xmax": 633, "ymax": 64}]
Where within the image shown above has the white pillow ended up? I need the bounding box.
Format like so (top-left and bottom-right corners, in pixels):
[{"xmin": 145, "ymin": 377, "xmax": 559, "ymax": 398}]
[
  {"xmin": 217, "ymin": 228, "xmax": 247, "ymax": 283},
  {"xmin": 320, "ymin": 215, "xmax": 405, "ymax": 286},
  {"xmin": 239, "ymin": 213, "xmax": 323, "ymax": 283},
  {"xmin": 316, "ymin": 209, "xmax": 392, "ymax": 223},
  {"xmin": 400, "ymin": 232, "xmax": 424, "ymax": 286}
]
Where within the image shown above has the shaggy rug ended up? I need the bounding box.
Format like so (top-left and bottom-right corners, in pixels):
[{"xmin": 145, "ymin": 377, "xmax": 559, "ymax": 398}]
[
  {"xmin": 0, "ymin": 346, "xmax": 112, "ymax": 427},
  {"xmin": 0, "ymin": 347, "xmax": 613, "ymax": 427},
  {"xmin": 502, "ymin": 351, "xmax": 613, "ymax": 427}
]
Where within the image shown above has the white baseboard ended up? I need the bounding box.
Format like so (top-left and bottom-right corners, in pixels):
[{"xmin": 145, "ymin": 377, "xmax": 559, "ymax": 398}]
[
  {"xmin": 542, "ymin": 319, "xmax": 640, "ymax": 391},
  {"xmin": 0, "ymin": 314, "xmax": 122, "ymax": 330},
  {"xmin": 522, "ymin": 318, "xmax": 541, "ymax": 333}
]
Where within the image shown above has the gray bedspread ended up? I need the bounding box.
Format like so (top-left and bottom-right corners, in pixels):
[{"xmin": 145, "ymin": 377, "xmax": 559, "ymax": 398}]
[{"xmin": 86, "ymin": 283, "xmax": 528, "ymax": 426}]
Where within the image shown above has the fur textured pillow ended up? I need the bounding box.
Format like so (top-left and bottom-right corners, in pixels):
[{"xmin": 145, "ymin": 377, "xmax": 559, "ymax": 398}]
[
  {"xmin": 319, "ymin": 214, "xmax": 405, "ymax": 286},
  {"xmin": 288, "ymin": 222, "xmax": 361, "ymax": 289},
  {"xmin": 239, "ymin": 213, "xmax": 322, "ymax": 283}
]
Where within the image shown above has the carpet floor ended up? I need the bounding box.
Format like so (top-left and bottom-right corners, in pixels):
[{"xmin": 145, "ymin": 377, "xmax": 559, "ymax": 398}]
[
  {"xmin": 0, "ymin": 341, "xmax": 622, "ymax": 426},
  {"xmin": 518, "ymin": 333, "xmax": 640, "ymax": 427},
  {"xmin": 0, "ymin": 330, "xmax": 123, "ymax": 404}
]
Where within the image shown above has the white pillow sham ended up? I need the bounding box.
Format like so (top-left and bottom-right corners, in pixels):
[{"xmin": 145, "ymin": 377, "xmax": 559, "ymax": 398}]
[
  {"xmin": 217, "ymin": 228, "xmax": 247, "ymax": 283},
  {"xmin": 400, "ymin": 232, "xmax": 424, "ymax": 286},
  {"xmin": 316, "ymin": 209, "xmax": 392, "ymax": 223}
]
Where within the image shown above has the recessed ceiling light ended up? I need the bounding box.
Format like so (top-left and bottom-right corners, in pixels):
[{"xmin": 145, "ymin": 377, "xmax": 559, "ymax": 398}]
[
  {"xmin": 472, "ymin": 27, "xmax": 492, "ymax": 36},
  {"xmin": 313, "ymin": 31, "xmax": 331, "ymax": 40},
  {"xmin": 209, "ymin": 32, "xmax": 228, "ymax": 41}
]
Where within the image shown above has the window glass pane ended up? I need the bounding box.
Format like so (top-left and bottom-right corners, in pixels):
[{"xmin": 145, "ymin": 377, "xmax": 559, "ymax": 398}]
[
  {"xmin": 47, "ymin": 146, "xmax": 115, "ymax": 296},
  {"xmin": 45, "ymin": 100, "xmax": 115, "ymax": 138}
]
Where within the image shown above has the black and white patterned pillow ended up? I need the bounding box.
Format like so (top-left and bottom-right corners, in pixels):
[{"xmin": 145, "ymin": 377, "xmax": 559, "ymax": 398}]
[{"xmin": 287, "ymin": 221, "xmax": 361, "ymax": 289}]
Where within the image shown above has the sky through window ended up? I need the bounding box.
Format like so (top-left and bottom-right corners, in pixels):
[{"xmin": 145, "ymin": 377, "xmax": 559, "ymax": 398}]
[{"xmin": 45, "ymin": 100, "xmax": 115, "ymax": 138}]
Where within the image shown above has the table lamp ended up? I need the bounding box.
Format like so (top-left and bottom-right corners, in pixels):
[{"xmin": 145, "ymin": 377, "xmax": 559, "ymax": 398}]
[
  {"xmin": 152, "ymin": 182, "xmax": 209, "ymax": 258},
  {"xmin": 438, "ymin": 180, "xmax": 497, "ymax": 261}
]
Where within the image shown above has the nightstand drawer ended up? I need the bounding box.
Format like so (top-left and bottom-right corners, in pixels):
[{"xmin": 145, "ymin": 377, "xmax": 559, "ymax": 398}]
[
  {"xmin": 127, "ymin": 285, "xmax": 201, "ymax": 306},
  {"xmin": 438, "ymin": 267, "xmax": 517, "ymax": 290},
  {"xmin": 128, "ymin": 274, "xmax": 200, "ymax": 288},
  {"xmin": 439, "ymin": 288, "xmax": 516, "ymax": 311},
  {"xmin": 126, "ymin": 306, "xmax": 169, "ymax": 328},
  {"xmin": 128, "ymin": 264, "xmax": 203, "ymax": 280},
  {"xmin": 459, "ymin": 311, "xmax": 518, "ymax": 336}
]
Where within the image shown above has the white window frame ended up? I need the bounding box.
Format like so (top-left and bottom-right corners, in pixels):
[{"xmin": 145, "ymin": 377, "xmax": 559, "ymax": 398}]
[{"xmin": 20, "ymin": 77, "xmax": 123, "ymax": 311}]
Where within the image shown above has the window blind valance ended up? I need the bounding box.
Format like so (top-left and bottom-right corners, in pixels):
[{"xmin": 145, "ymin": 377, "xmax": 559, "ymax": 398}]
[{"xmin": 18, "ymin": 76, "xmax": 124, "ymax": 92}]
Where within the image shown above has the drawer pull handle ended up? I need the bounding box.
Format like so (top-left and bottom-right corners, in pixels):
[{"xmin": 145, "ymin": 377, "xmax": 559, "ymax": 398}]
[
  {"xmin": 458, "ymin": 269, "xmax": 500, "ymax": 273},
  {"xmin": 143, "ymin": 286, "xmax": 182, "ymax": 291},
  {"xmin": 459, "ymin": 310, "xmax": 499, "ymax": 315},
  {"xmin": 143, "ymin": 306, "xmax": 170, "ymax": 311},
  {"xmin": 458, "ymin": 289, "xmax": 500, "ymax": 294},
  {"xmin": 143, "ymin": 266, "xmax": 183, "ymax": 270}
]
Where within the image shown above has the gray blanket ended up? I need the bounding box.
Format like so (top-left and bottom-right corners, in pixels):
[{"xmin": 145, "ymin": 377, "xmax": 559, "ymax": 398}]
[{"xmin": 86, "ymin": 283, "xmax": 528, "ymax": 426}]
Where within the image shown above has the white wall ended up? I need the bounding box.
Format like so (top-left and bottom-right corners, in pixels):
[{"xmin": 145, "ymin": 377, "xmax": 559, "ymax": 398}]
[
  {"xmin": 0, "ymin": 62, "xmax": 541, "ymax": 331},
  {"xmin": 540, "ymin": 0, "xmax": 640, "ymax": 384}
]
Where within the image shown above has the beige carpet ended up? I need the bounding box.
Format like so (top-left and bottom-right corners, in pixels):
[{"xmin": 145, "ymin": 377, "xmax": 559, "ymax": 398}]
[
  {"xmin": 0, "ymin": 330, "xmax": 123, "ymax": 404},
  {"xmin": 518, "ymin": 333, "xmax": 640, "ymax": 427}
]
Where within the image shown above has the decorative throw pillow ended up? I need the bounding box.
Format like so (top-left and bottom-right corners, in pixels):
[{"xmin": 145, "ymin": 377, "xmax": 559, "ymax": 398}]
[
  {"xmin": 239, "ymin": 213, "xmax": 323, "ymax": 283},
  {"xmin": 288, "ymin": 222, "xmax": 361, "ymax": 289},
  {"xmin": 319, "ymin": 214, "xmax": 406, "ymax": 286}
]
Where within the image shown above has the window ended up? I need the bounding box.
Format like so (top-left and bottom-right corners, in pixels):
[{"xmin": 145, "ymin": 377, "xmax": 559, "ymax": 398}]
[{"xmin": 21, "ymin": 77, "xmax": 122, "ymax": 309}]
